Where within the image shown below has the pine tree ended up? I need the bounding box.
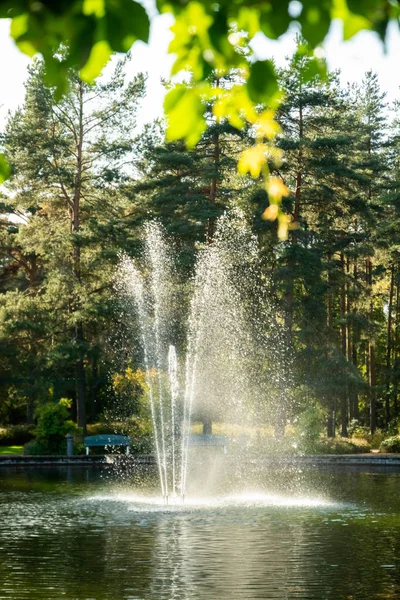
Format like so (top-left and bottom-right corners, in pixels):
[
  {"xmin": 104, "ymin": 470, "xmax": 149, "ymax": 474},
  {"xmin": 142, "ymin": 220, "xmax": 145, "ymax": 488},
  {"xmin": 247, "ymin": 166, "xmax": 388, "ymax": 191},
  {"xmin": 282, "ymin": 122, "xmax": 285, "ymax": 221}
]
[{"xmin": 1, "ymin": 57, "xmax": 145, "ymax": 430}]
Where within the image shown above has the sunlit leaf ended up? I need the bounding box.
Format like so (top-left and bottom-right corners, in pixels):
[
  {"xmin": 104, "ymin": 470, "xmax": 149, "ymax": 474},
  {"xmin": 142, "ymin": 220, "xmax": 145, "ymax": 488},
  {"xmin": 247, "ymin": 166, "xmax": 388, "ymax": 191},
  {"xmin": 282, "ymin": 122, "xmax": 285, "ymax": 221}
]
[
  {"xmin": 262, "ymin": 204, "xmax": 279, "ymax": 220},
  {"xmin": 83, "ymin": 0, "xmax": 106, "ymax": 19},
  {"xmin": 238, "ymin": 145, "xmax": 268, "ymax": 178},
  {"xmin": 266, "ymin": 176, "xmax": 289, "ymax": 200},
  {"xmin": 10, "ymin": 13, "xmax": 28, "ymax": 39},
  {"xmin": 277, "ymin": 214, "xmax": 291, "ymax": 240},
  {"xmin": 333, "ymin": 0, "xmax": 372, "ymax": 39},
  {"xmin": 255, "ymin": 110, "xmax": 281, "ymax": 139},
  {"xmin": 236, "ymin": 7, "xmax": 261, "ymax": 38},
  {"xmin": 0, "ymin": 154, "xmax": 11, "ymax": 184},
  {"xmin": 80, "ymin": 40, "xmax": 112, "ymax": 82},
  {"xmin": 164, "ymin": 85, "xmax": 207, "ymax": 148}
]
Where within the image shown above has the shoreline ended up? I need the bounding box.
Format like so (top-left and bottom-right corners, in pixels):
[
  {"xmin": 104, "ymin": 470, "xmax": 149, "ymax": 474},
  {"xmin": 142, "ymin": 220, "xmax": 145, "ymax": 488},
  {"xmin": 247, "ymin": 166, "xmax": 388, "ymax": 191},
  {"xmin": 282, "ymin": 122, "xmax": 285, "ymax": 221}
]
[{"xmin": 1, "ymin": 453, "xmax": 400, "ymax": 467}]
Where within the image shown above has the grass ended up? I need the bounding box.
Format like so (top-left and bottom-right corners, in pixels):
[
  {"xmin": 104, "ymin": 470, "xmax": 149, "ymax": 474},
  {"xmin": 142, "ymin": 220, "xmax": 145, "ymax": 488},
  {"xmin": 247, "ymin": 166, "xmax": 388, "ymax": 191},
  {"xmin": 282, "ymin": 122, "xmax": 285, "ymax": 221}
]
[{"xmin": 0, "ymin": 445, "xmax": 23, "ymax": 455}]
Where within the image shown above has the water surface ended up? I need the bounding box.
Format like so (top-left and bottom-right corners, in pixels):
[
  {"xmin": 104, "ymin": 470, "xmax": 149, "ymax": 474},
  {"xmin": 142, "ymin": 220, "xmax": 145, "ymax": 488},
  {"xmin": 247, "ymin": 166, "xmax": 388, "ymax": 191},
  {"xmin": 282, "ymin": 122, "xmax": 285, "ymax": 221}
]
[{"xmin": 1, "ymin": 464, "xmax": 400, "ymax": 599}]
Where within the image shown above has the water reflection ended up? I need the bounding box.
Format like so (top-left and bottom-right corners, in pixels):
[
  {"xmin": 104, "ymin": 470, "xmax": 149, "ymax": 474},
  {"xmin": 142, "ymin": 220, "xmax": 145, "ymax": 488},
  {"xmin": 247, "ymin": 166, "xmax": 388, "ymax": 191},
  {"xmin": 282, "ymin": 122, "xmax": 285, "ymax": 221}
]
[{"xmin": 0, "ymin": 466, "xmax": 400, "ymax": 599}]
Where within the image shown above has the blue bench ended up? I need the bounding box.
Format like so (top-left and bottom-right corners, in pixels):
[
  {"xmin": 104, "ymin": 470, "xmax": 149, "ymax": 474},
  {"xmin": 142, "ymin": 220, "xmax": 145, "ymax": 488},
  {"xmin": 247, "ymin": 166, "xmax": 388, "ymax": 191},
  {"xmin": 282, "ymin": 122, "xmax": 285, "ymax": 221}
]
[
  {"xmin": 84, "ymin": 434, "xmax": 131, "ymax": 455},
  {"xmin": 188, "ymin": 434, "xmax": 228, "ymax": 454}
]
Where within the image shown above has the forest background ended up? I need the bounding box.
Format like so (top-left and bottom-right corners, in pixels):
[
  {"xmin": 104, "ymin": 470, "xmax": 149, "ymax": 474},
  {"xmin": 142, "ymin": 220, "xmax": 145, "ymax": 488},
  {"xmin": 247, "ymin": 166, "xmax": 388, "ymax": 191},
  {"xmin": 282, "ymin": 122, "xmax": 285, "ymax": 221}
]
[{"xmin": 1, "ymin": 39, "xmax": 400, "ymax": 452}]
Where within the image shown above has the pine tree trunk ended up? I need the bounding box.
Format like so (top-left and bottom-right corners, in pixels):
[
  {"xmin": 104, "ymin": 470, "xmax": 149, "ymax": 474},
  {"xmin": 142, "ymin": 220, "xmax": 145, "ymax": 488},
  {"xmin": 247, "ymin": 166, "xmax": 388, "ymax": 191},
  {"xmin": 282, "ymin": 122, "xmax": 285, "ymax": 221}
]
[
  {"xmin": 385, "ymin": 263, "xmax": 395, "ymax": 426},
  {"xmin": 352, "ymin": 259, "xmax": 360, "ymax": 420},
  {"xmin": 340, "ymin": 252, "xmax": 348, "ymax": 436},
  {"xmin": 394, "ymin": 273, "xmax": 400, "ymax": 416},
  {"xmin": 26, "ymin": 376, "xmax": 35, "ymax": 425},
  {"xmin": 367, "ymin": 258, "xmax": 376, "ymax": 434},
  {"xmin": 91, "ymin": 355, "xmax": 98, "ymax": 423},
  {"xmin": 327, "ymin": 396, "xmax": 335, "ymax": 438},
  {"xmin": 326, "ymin": 265, "xmax": 335, "ymax": 436},
  {"xmin": 369, "ymin": 343, "xmax": 376, "ymax": 434},
  {"xmin": 72, "ymin": 79, "xmax": 86, "ymax": 434}
]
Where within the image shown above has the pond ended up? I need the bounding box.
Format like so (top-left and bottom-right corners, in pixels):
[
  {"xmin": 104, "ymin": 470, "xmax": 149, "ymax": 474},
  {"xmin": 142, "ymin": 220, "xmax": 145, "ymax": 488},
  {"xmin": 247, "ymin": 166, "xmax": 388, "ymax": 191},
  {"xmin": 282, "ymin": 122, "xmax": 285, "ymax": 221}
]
[{"xmin": 0, "ymin": 463, "xmax": 400, "ymax": 599}]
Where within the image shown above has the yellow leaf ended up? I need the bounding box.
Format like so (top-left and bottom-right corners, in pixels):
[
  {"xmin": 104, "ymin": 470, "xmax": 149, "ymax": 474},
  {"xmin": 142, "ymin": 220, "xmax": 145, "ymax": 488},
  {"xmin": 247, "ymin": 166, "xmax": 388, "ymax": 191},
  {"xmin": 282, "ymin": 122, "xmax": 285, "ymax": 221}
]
[
  {"xmin": 262, "ymin": 204, "xmax": 279, "ymax": 221},
  {"xmin": 266, "ymin": 176, "xmax": 289, "ymax": 199},
  {"xmin": 255, "ymin": 110, "xmax": 281, "ymax": 139},
  {"xmin": 238, "ymin": 145, "xmax": 268, "ymax": 178},
  {"xmin": 80, "ymin": 40, "xmax": 112, "ymax": 82},
  {"xmin": 277, "ymin": 221, "xmax": 288, "ymax": 240}
]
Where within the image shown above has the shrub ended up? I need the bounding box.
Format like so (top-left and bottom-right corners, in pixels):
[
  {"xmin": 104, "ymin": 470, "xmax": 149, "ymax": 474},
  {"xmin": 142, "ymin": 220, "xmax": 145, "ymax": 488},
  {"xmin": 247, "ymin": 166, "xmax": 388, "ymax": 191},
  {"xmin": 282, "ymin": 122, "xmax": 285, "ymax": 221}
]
[
  {"xmin": 347, "ymin": 419, "xmax": 369, "ymax": 439},
  {"xmin": 31, "ymin": 398, "xmax": 77, "ymax": 455},
  {"xmin": 296, "ymin": 405, "xmax": 324, "ymax": 451},
  {"xmin": 380, "ymin": 436, "xmax": 400, "ymax": 453},
  {"xmin": 370, "ymin": 429, "xmax": 383, "ymax": 449},
  {"xmin": 309, "ymin": 437, "xmax": 372, "ymax": 455},
  {"xmin": 0, "ymin": 424, "xmax": 35, "ymax": 445},
  {"xmin": 110, "ymin": 367, "xmax": 148, "ymax": 419},
  {"xmin": 23, "ymin": 440, "xmax": 50, "ymax": 456}
]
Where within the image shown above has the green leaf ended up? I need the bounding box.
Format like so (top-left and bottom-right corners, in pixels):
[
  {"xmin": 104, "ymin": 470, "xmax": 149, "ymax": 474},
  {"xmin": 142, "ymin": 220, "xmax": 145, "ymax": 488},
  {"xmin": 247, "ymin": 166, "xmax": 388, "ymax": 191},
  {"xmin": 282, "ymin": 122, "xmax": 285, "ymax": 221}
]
[
  {"xmin": 208, "ymin": 7, "xmax": 229, "ymax": 54},
  {"xmin": 299, "ymin": 1, "xmax": 332, "ymax": 47},
  {"xmin": 347, "ymin": 0, "xmax": 390, "ymax": 40},
  {"xmin": 105, "ymin": 0, "xmax": 150, "ymax": 52},
  {"xmin": 247, "ymin": 60, "xmax": 279, "ymax": 104},
  {"xmin": 83, "ymin": 0, "xmax": 105, "ymax": 19},
  {"xmin": 333, "ymin": 0, "xmax": 372, "ymax": 39},
  {"xmin": 164, "ymin": 85, "xmax": 207, "ymax": 148},
  {"xmin": 80, "ymin": 39, "xmax": 112, "ymax": 82},
  {"xmin": 347, "ymin": 0, "xmax": 381, "ymax": 17},
  {"xmin": 0, "ymin": 154, "xmax": 11, "ymax": 184},
  {"xmin": 259, "ymin": 0, "xmax": 291, "ymax": 40}
]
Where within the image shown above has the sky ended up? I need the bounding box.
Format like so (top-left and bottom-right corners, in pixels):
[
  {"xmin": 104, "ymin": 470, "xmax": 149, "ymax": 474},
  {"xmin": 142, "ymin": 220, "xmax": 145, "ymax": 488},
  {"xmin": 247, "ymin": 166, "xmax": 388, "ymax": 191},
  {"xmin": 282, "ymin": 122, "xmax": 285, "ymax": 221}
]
[{"xmin": 1, "ymin": 14, "xmax": 400, "ymax": 130}]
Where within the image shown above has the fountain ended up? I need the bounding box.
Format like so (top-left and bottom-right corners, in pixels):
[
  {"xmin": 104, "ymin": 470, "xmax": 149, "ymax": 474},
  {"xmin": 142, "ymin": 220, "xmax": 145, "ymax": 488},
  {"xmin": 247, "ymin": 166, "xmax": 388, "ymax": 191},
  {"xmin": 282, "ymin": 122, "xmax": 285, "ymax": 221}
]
[{"xmin": 117, "ymin": 212, "xmax": 288, "ymax": 503}]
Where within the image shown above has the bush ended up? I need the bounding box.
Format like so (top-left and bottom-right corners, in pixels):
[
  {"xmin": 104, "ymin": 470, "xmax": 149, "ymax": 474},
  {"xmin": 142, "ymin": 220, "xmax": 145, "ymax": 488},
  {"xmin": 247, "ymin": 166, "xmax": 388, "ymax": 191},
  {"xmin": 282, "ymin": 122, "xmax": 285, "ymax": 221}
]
[
  {"xmin": 380, "ymin": 435, "xmax": 400, "ymax": 453},
  {"xmin": 370, "ymin": 429, "xmax": 383, "ymax": 449},
  {"xmin": 0, "ymin": 424, "xmax": 35, "ymax": 445},
  {"xmin": 24, "ymin": 440, "xmax": 52, "ymax": 456},
  {"xmin": 347, "ymin": 419, "xmax": 369, "ymax": 439},
  {"xmin": 295, "ymin": 405, "xmax": 324, "ymax": 451},
  {"xmin": 30, "ymin": 398, "xmax": 77, "ymax": 455},
  {"xmin": 312, "ymin": 437, "xmax": 372, "ymax": 454}
]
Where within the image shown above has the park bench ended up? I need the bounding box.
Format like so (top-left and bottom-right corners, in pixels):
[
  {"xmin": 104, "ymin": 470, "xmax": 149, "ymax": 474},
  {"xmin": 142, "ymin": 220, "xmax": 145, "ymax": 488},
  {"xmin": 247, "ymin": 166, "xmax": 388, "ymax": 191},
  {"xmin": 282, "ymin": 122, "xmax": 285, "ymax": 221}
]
[
  {"xmin": 84, "ymin": 434, "xmax": 131, "ymax": 455},
  {"xmin": 188, "ymin": 434, "xmax": 228, "ymax": 454}
]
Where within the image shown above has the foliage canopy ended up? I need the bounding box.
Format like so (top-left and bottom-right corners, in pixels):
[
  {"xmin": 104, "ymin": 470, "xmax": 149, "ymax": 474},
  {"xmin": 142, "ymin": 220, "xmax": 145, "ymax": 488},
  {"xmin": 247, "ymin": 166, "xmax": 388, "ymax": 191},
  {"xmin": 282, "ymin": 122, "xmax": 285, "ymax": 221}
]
[{"xmin": 1, "ymin": 0, "xmax": 399, "ymax": 235}]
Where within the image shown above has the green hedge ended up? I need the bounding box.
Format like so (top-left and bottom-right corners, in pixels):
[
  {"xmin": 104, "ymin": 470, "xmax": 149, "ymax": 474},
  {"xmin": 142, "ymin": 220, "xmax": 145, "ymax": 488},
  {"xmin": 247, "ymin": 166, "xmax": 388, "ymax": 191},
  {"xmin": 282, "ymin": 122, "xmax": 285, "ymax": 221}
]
[{"xmin": 380, "ymin": 436, "xmax": 400, "ymax": 453}]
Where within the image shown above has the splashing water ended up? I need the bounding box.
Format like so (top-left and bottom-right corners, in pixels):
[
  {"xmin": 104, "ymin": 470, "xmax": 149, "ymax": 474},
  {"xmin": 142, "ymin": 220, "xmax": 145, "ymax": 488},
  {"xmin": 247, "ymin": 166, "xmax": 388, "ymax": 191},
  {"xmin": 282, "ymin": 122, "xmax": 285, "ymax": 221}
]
[{"xmin": 116, "ymin": 212, "xmax": 289, "ymax": 503}]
